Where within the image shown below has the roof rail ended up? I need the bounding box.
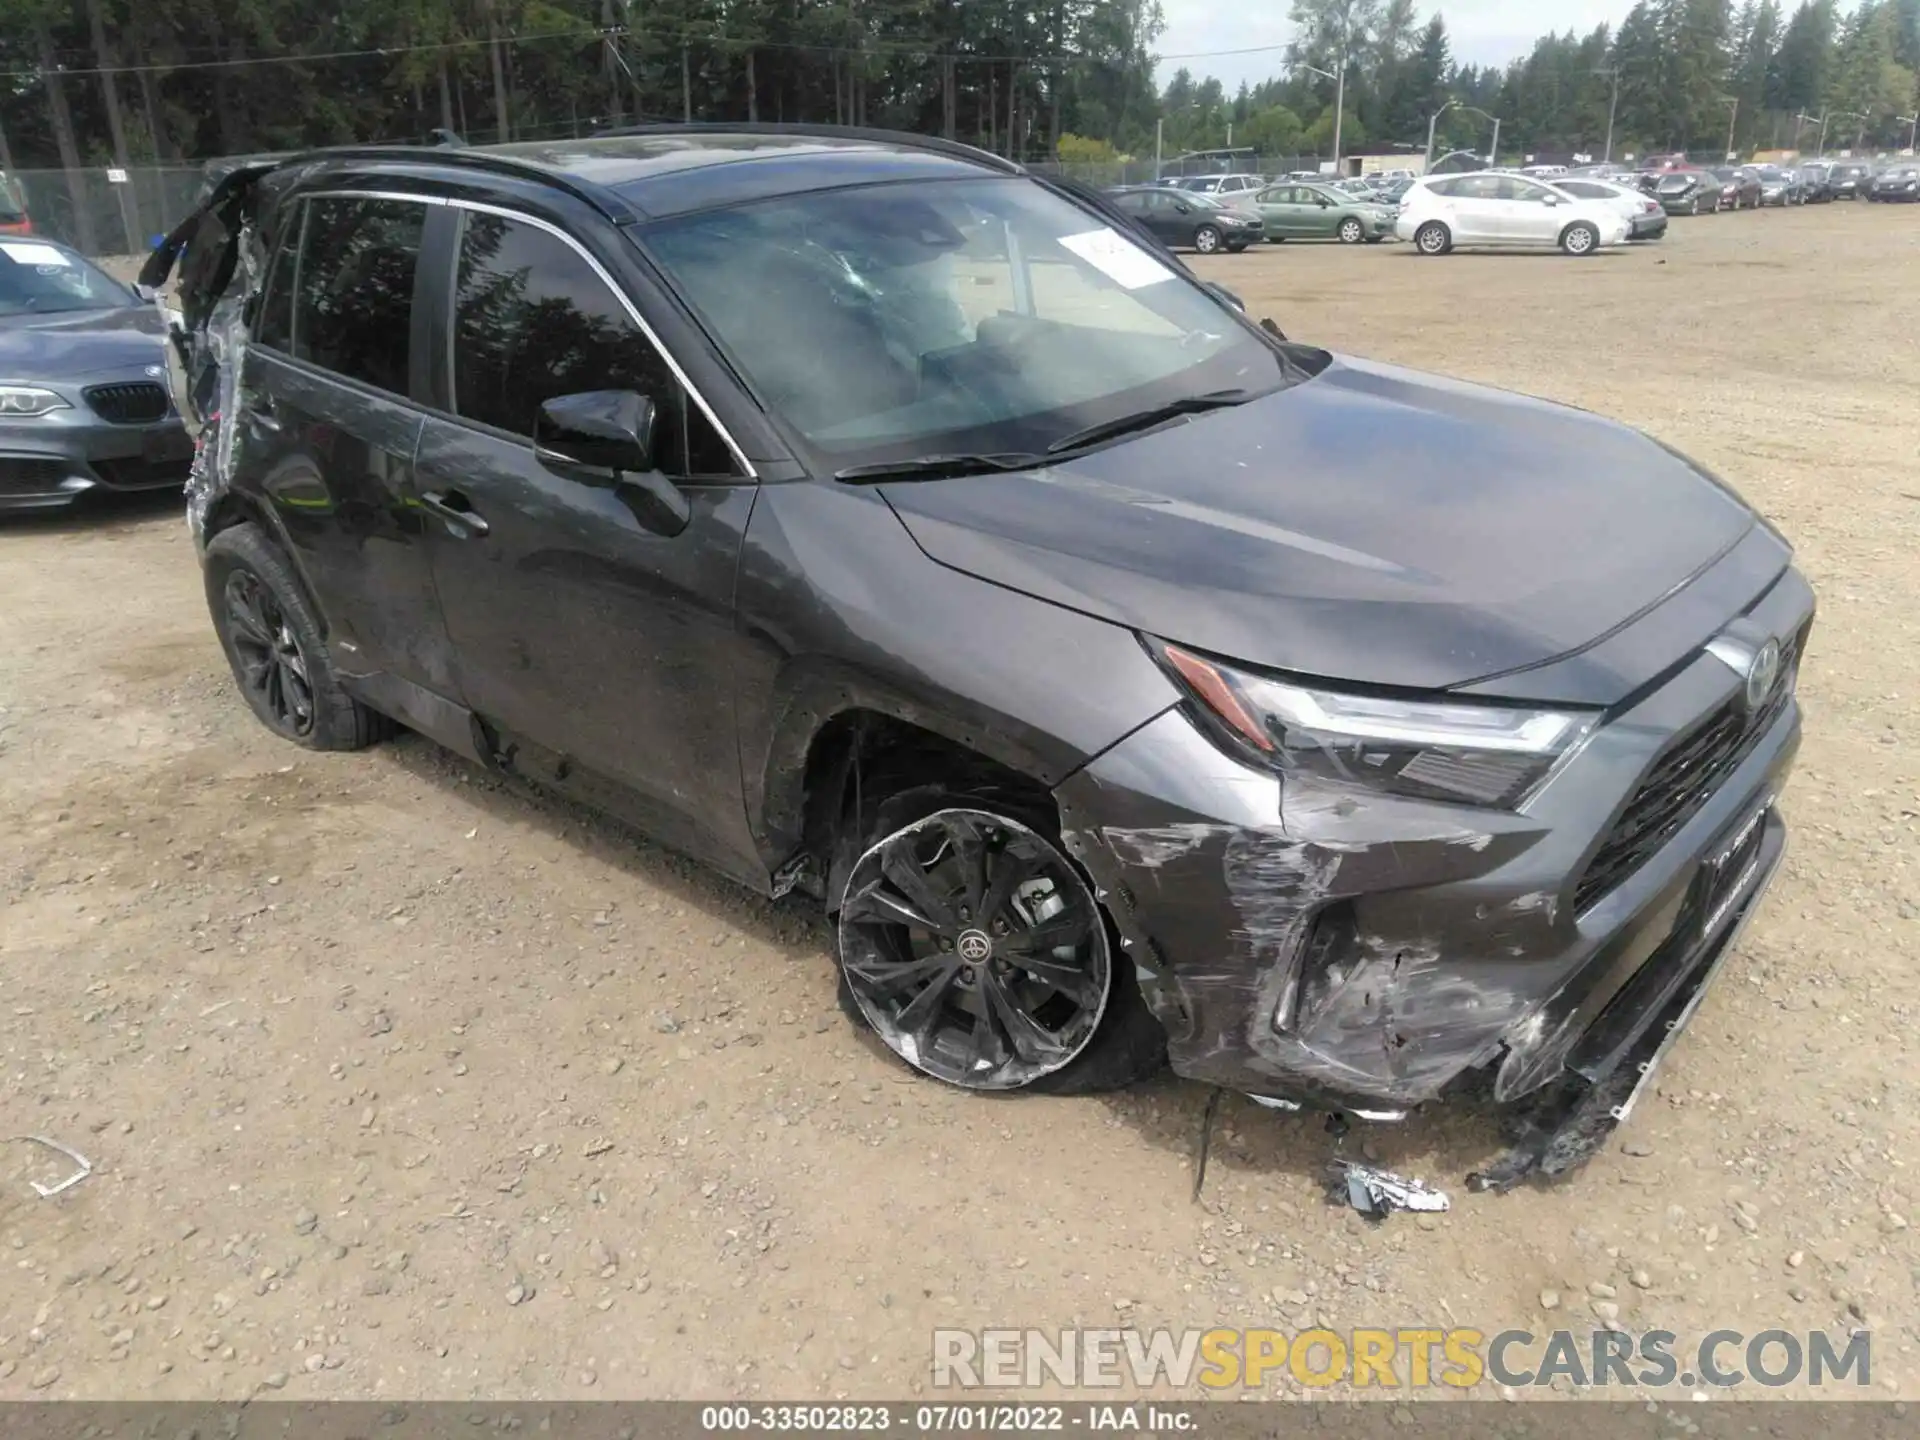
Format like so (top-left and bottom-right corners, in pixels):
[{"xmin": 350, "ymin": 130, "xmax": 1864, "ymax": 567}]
[
  {"xmin": 250, "ymin": 143, "xmax": 646, "ymax": 223},
  {"xmin": 586, "ymin": 121, "xmax": 1024, "ymax": 176}
]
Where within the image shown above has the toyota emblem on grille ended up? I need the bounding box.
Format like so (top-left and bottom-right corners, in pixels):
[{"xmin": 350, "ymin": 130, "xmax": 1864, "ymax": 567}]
[
  {"xmin": 1707, "ymin": 631, "xmax": 1784, "ymax": 713},
  {"xmin": 1743, "ymin": 638, "xmax": 1781, "ymax": 710}
]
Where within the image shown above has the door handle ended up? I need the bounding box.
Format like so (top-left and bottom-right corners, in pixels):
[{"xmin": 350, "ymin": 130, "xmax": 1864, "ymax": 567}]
[{"xmin": 420, "ymin": 488, "xmax": 490, "ymax": 537}]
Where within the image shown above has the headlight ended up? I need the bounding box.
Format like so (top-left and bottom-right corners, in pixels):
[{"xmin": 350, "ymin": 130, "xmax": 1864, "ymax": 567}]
[
  {"xmin": 1153, "ymin": 641, "xmax": 1595, "ymax": 809},
  {"xmin": 0, "ymin": 386, "xmax": 69, "ymax": 417}
]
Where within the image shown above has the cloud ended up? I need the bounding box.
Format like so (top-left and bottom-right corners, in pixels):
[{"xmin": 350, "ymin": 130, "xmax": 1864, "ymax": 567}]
[{"xmin": 1153, "ymin": 0, "xmax": 1638, "ymax": 90}]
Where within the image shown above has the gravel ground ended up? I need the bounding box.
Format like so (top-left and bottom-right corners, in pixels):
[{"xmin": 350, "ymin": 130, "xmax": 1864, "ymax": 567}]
[{"xmin": 1, "ymin": 205, "xmax": 1915, "ymax": 1402}]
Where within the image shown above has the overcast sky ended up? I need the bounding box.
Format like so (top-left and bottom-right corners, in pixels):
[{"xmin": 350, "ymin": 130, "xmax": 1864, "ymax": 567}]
[{"xmin": 1154, "ymin": 0, "xmax": 1639, "ymax": 91}]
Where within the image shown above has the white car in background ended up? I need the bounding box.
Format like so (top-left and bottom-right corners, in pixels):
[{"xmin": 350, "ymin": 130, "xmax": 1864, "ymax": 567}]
[
  {"xmin": 1394, "ymin": 172, "xmax": 1631, "ymax": 256},
  {"xmin": 1551, "ymin": 176, "xmax": 1670, "ymax": 240}
]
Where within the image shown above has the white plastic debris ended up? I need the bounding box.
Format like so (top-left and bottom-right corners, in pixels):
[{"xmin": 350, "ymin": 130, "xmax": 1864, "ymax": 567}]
[
  {"xmin": 1329, "ymin": 1159, "xmax": 1450, "ymax": 1222},
  {"xmin": 10, "ymin": 1135, "xmax": 93, "ymax": 1197}
]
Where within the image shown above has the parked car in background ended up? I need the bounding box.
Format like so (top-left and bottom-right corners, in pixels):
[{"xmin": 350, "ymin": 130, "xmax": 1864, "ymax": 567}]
[
  {"xmin": 1372, "ymin": 177, "xmax": 1414, "ymax": 206},
  {"xmin": 1249, "ymin": 181, "xmax": 1396, "ymax": 243},
  {"xmin": 1395, "ymin": 172, "xmax": 1629, "ymax": 255},
  {"xmin": 1826, "ymin": 162, "xmax": 1871, "ymax": 199},
  {"xmin": 1708, "ymin": 167, "xmax": 1761, "ymax": 210},
  {"xmin": 1554, "ymin": 176, "xmax": 1669, "ymax": 239},
  {"xmin": 1657, "ymin": 170, "xmax": 1722, "ymax": 215},
  {"xmin": 0, "ymin": 173, "xmax": 31, "ymax": 235},
  {"xmin": 0, "ymin": 236, "xmax": 192, "ymax": 512},
  {"xmin": 1869, "ymin": 164, "xmax": 1920, "ymax": 201},
  {"xmin": 1753, "ymin": 165, "xmax": 1800, "ymax": 205},
  {"xmin": 1624, "ymin": 170, "xmax": 1664, "ymax": 195},
  {"xmin": 1796, "ymin": 162, "xmax": 1833, "ymax": 202},
  {"xmin": 1106, "ymin": 186, "xmax": 1264, "ymax": 252},
  {"xmin": 148, "ymin": 128, "xmax": 1814, "ymax": 1145},
  {"xmin": 1169, "ymin": 173, "xmax": 1267, "ymax": 200}
]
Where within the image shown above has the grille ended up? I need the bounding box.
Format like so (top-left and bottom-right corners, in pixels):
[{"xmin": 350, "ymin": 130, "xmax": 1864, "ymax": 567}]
[
  {"xmin": 90, "ymin": 456, "xmax": 192, "ymax": 490},
  {"xmin": 1574, "ymin": 627, "xmax": 1804, "ymax": 913},
  {"xmin": 0, "ymin": 456, "xmax": 71, "ymax": 493},
  {"xmin": 84, "ymin": 381, "xmax": 170, "ymax": 425}
]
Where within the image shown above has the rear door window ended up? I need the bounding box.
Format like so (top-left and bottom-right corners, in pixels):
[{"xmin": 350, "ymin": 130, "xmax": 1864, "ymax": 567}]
[
  {"xmin": 450, "ymin": 211, "xmax": 736, "ymax": 478},
  {"xmin": 292, "ymin": 196, "xmax": 425, "ymax": 396}
]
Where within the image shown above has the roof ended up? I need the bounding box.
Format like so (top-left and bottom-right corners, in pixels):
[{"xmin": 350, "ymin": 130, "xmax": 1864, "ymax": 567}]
[{"xmin": 254, "ymin": 125, "xmax": 1024, "ymax": 224}]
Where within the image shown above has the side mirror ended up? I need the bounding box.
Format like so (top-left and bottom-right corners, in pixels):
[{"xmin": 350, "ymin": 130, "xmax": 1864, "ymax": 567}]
[
  {"xmin": 1541, "ymin": 194, "xmax": 1561, "ymax": 206},
  {"xmin": 534, "ymin": 390, "xmax": 692, "ymax": 537},
  {"xmin": 1174, "ymin": 202, "xmax": 1191, "ymax": 214},
  {"xmin": 536, "ymin": 390, "xmax": 656, "ymax": 472},
  {"xmin": 132, "ymin": 281, "xmax": 160, "ymax": 303}
]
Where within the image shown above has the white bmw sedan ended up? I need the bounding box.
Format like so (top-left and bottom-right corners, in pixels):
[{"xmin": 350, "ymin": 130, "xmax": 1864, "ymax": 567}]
[{"xmin": 1393, "ymin": 172, "xmax": 1632, "ymax": 256}]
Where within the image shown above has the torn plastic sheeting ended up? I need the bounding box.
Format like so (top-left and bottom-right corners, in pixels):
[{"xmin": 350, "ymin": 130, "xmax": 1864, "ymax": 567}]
[{"xmin": 1328, "ymin": 1159, "xmax": 1449, "ymax": 1222}]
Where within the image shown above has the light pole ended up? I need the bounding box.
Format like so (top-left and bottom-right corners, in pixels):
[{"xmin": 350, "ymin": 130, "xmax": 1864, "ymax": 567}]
[
  {"xmin": 1720, "ymin": 97, "xmax": 1739, "ymax": 160},
  {"xmin": 1593, "ymin": 67, "xmax": 1620, "ymax": 163},
  {"xmin": 1291, "ymin": 5, "xmax": 1355, "ymax": 175},
  {"xmin": 1461, "ymin": 104, "xmax": 1502, "ymax": 167},
  {"xmin": 1900, "ymin": 113, "xmax": 1919, "ymax": 153},
  {"xmin": 1423, "ymin": 98, "xmax": 1461, "ymax": 172}
]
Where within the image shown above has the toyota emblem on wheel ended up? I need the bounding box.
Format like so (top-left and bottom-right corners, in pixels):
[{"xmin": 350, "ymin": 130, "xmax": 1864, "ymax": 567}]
[{"xmin": 957, "ymin": 929, "xmax": 993, "ymax": 963}]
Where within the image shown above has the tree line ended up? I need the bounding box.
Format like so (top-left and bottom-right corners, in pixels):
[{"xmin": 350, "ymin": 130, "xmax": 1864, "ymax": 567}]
[
  {"xmin": 0, "ymin": 0, "xmax": 1915, "ymax": 177},
  {"xmin": 1157, "ymin": 0, "xmax": 1920, "ymax": 165}
]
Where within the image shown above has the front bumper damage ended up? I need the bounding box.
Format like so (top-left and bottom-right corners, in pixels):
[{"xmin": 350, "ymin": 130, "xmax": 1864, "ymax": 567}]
[{"xmin": 1056, "ymin": 574, "xmax": 1811, "ymax": 1186}]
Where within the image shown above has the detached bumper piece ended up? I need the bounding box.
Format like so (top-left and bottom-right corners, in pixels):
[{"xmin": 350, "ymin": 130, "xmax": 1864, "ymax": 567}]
[{"xmin": 1467, "ymin": 807, "xmax": 1785, "ymax": 1192}]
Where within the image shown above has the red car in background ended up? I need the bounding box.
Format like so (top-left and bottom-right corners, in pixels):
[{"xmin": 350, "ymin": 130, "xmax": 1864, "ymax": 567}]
[{"xmin": 0, "ymin": 172, "xmax": 32, "ymax": 234}]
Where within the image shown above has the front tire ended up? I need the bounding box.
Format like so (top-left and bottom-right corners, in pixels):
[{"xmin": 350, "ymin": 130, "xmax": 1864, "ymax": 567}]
[
  {"xmin": 1193, "ymin": 225, "xmax": 1222, "ymax": 254},
  {"xmin": 204, "ymin": 523, "xmax": 386, "ymax": 751},
  {"xmin": 1337, "ymin": 217, "xmax": 1365, "ymax": 244},
  {"xmin": 834, "ymin": 790, "xmax": 1163, "ymax": 1095},
  {"xmin": 1560, "ymin": 221, "xmax": 1600, "ymax": 256},
  {"xmin": 1414, "ymin": 221, "xmax": 1452, "ymax": 255}
]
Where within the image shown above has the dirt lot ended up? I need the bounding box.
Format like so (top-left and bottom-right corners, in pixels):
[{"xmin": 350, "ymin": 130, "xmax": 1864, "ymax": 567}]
[{"xmin": 2, "ymin": 206, "xmax": 1916, "ymax": 1403}]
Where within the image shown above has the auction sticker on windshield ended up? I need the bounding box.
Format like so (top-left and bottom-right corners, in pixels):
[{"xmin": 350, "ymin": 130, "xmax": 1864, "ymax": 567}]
[
  {"xmin": 0, "ymin": 241, "xmax": 71, "ymax": 266},
  {"xmin": 1057, "ymin": 227, "xmax": 1175, "ymax": 290}
]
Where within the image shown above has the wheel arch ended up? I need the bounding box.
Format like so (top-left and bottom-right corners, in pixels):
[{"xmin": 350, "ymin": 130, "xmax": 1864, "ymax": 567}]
[
  {"xmin": 763, "ymin": 694, "xmax": 1068, "ymax": 911},
  {"xmin": 200, "ymin": 490, "xmax": 336, "ymax": 639}
]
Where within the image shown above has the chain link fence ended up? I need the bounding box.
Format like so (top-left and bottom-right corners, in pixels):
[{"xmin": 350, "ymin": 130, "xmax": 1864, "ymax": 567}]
[{"xmin": 4, "ymin": 166, "xmax": 207, "ymax": 259}]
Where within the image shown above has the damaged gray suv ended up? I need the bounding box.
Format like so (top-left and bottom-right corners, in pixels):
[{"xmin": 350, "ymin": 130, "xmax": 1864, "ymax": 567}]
[{"xmin": 146, "ymin": 126, "xmax": 1812, "ymax": 1189}]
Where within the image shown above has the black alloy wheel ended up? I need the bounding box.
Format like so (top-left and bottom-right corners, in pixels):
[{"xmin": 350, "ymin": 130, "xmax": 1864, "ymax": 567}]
[
  {"xmin": 223, "ymin": 570, "xmax": 315, "ymax": 737},
  {"xmin": 837, "ymin": 808, "xmax": 1112, "ymax": 1091},
  {"xmin": 203, "ymin": 521, "xmax": 387, "ymax": 751}
]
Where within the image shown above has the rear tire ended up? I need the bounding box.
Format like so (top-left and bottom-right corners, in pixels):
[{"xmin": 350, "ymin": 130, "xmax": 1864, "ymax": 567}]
[
  {"xmin": 832, "ymin": 785, "xmax": 1164, "ymax": 1095},
  {"xmin": 1414, "ymin": 221, "xmax": 1452, "ymax": 256},
  {"xmin": 1193, "ymin": 225, "xmax": 1222, "ymax": 254},
  {"xmin": 1560, "ymin": 221, "xmax": 1600, "ymax": 256},
  {"xmin": 204, "ymin": 523, "xmax": 387, "ymax": 751}
]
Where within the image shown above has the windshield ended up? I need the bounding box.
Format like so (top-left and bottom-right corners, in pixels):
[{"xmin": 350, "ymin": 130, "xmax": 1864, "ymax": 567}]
[
  {"xmin": 0, "ymin": 240, "xmax": 129, "ymax": 315},
  {"xmin": 640, "ymin": 177, "xmax": 1288, "ymax": 469},
  {"xmin": 1657, "ymin": 174, "xmax": 1696, "ymax": 189}
]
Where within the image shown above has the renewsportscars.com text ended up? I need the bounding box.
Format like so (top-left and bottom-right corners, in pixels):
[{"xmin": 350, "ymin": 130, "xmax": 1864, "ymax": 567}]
[{"xmin": 931, "ymin": 1327, "xmax": 1871, "ymax": 1391}]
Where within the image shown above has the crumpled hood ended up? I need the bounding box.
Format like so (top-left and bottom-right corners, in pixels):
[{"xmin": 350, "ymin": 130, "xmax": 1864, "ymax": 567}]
[
  {"xmin": 0, "ymin": 306, "xmax": 166, "ymax": 383},
  {"xmin": 880, "ymin": 354, "xmax": 1757, "ymax": 697}
]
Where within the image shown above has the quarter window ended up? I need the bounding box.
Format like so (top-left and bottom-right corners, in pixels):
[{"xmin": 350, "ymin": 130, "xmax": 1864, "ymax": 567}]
[
  {"xmin": 254, "ymin": 207, "xmax": 300, "ymax": 352},
  {"xmin": 450, "ymin": 211, "xmax": 734, "ymax": 478},
  {"xmin": 292, "ymin": 197, "xmax": 424, "ymax": 396}
]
